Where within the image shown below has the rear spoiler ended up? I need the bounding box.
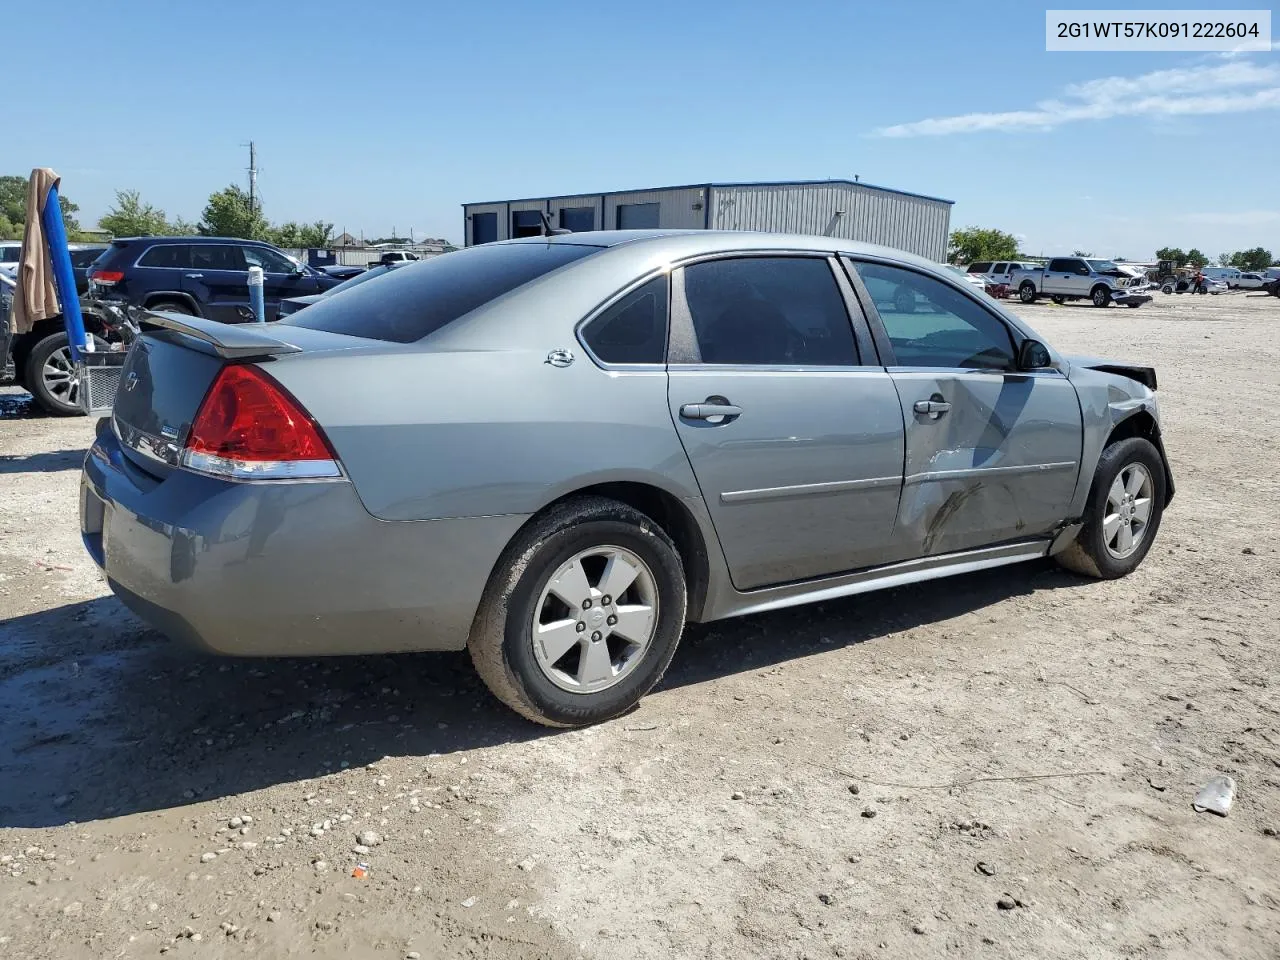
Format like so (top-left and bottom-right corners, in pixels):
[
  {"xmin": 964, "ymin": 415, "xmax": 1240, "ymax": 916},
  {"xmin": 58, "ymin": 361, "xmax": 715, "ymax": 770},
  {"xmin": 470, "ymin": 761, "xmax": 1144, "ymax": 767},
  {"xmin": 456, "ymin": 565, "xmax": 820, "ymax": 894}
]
[{"xmin": 141, "ymin": 312, "xmax": 302, "ymax": 360}]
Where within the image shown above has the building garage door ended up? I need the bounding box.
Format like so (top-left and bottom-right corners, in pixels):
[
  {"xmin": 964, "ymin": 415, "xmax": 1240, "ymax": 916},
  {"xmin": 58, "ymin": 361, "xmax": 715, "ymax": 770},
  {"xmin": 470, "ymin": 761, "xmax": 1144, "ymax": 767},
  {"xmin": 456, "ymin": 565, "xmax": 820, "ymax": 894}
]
[
  {"xmin": 616, "ymin": 202, "xmax": 660, "ymax": 229},
  {"xmin": 472, "ymin": 212, "xmax": 497, "ymax": 245},
  {"xmin": 559, "ymin": 207, "xmax": 595, "ymax": 232}
]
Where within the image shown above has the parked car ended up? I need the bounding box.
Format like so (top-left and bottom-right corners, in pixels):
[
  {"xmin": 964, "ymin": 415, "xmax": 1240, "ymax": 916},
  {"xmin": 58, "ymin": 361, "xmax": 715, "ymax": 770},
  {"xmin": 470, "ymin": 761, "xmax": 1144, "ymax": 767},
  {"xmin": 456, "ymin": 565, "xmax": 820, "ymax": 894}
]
[
  {"xmin": 82, "ymin": 231, "xmax": 1173, "ymax": 727},
  {"xmin": 943, "ymin": 264, "xmax": 988, "ymax": 290},
  {"xmin": 1011, "ymin": 257, "xmax": 1153, "ymax": 308},
  {"xmin": 0, "ymin": 240, "xmax": 19, "ymax": 277},
  {"xmin": 87, "ymin": 236, "xmax": 343, "ymax": 323},
  {"xmin": 319, "ymin": 264, "xmax": 365, "ymax": 281},
  {"xmin": 69, "ymin": 243, "xmax": 109, "ymax": 295},
  {"xmin": 1160, "ymin": 276, "xmax": 1227, "ymax": 295},
  {"xmin": 1201, "ymin": 267, "xmax": 1242, "ymax": 287},
  {"xmin": 1232, "ymin": 272, "xmax": 1270, "ymax": 290},
  {"xmin": 374, "ymin": 250, "xmax": 421, "ymax": 265},
  {"xmin": 966, "ymin": 260, "xmax": 1039, "ymax": 290},
  {"xmin": 276, "ymin": 261, "xmax": 408, "ymax": 317}
]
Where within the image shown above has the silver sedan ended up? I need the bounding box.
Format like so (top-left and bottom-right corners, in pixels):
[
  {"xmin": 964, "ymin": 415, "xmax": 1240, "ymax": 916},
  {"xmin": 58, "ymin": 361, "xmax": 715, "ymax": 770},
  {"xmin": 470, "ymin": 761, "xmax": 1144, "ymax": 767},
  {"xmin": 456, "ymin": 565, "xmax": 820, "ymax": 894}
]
[{"xmin": 81, "ymin": 230, "xmax": 1173, "ymax": 726}]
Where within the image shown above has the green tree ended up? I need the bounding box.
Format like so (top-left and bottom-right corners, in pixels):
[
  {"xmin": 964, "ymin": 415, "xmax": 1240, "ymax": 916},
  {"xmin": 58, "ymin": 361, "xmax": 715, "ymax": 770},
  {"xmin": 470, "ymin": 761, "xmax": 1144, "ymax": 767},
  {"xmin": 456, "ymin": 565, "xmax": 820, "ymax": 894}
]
[
  {"xmin": 167, "ymin": 215, "xmax": 199, "ymax": 236},
  {"xmin": 1155, "ymin": 246, "xmax": 1186, "ymax": 265},
  {"xmin": 1185, "ymin": 248, "xmax": 1209, "ymax": 268},
  {"xmin": 200, "ymin": 184, "xmax": 268, "ymax": 239},
  {"xmin": 1072, "ymin": 249, "xmax": 1093, "ymax": 257},
  {"xmin": 947, "ymin": 226, "xmax": 1019, "ymax": 264},
  {"xmin": 1227, "ymin": 247, "xmax": 1273, "ymax": 272},
  {"xmin": 1216, "ymin": 252, "xmax": 1232, "ymax": 266},
  {"xmin": 0, "ymin": 173, "xmax": 80, "ymax": 233},
  {"xmin": 98, "ymin": 189, "xmax": 170, "ymax": 237},
  {"xmin": 296, "ymin": 221, "xmax": 334, "ymax": 248}
]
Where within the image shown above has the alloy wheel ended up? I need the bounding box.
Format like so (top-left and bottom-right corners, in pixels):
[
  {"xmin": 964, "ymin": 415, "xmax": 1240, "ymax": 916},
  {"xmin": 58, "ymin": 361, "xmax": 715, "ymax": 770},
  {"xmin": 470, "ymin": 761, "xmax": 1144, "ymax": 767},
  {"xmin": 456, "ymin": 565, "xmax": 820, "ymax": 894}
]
[
  {"xmin": 531, "ymin": 545, "xmax": 658, "ymax": 694},
  {"xmin": 42, "ymin": 346, "xmax": 79, "ymax": 408},
  {"xmin": 1103, "ymin": 463, "xmax": 1153, "ymax": 559}
]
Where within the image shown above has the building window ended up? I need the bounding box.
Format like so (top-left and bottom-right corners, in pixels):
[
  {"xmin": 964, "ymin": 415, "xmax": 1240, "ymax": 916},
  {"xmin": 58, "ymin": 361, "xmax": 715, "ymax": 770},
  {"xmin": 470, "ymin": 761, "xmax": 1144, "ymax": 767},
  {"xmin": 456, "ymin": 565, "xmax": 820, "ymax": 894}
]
[
  {"xmin": 559, "ymin": 207, "xmax": 595, "ymax": 232},
  {"xmin": 511, "ymin": 210, "xmax": 544, "ymax": 239},
  {"xmin": 471, "ymin": 213, "xmax": 497, "ymax": 245},
  {"xmin": 616, "ymin": 202, "xmax": 659, "ymax": 230}
]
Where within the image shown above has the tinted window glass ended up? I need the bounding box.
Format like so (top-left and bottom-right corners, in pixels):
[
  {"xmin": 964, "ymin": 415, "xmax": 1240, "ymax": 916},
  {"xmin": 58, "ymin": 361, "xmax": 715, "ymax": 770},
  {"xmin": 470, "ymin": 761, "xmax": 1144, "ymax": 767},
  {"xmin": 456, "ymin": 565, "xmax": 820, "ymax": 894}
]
[
  {"xmin": 242, "ymin": 245, "xmax": 296, "ymax": 273},
  {"xmin": 1047, "ymin": 258, "xmax": 1075, "ymax": 273},
  {"xmin": 967, "ymin": 262, "xmax": 992, "ymax": 274},
  {"xmin": 70, "ymin": 248, "xmax": 107, "ymax": 268},
  {"xmin": 282, "ymin": 243, "xmax": 598, "ymax": 343},
  {"xmin": 681, "ymin": 257, "xmax": 858, "ymax": 366},
  {"xmin": 992, "ymin": 262, "xmax": 1007, "ymax": 274},
  {"xmin": 582, "ymin": 275, "xmax": 668, "ymax": 364},
  {"xmin": 853, "ymin": 261, "xmax": 1014, "ymax": 371},
  {"xmin": 138, "ymin": 244, "xmax": 191, "ymax": 269},
  {"xmin": 0, "ymin": 247, "xmax": 19, "ymax": 264},
  {"xmin": 190, "ymin": 245, "xmax": 245, "ymax": 271}
]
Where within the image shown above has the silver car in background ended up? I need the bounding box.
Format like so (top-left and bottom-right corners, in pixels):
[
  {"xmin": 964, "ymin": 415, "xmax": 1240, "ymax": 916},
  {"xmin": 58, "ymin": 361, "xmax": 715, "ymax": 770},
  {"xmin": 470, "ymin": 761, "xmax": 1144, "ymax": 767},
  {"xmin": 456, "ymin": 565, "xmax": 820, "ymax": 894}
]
[{"xmin": 81, "ymin": 231, "xmax": 1173, "ymax": 727}]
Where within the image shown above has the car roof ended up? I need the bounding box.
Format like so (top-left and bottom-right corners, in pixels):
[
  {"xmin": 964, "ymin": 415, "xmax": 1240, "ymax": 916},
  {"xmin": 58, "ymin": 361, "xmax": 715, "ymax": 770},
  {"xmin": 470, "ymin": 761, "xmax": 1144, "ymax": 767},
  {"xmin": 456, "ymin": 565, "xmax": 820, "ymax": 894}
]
[
  {"xmin": 114, "ymin": 235, "xmax": 276, "ymax": 245},
  {"xmin": 502, "ymin": 229, "xmax": 943, "ymax": 272}
]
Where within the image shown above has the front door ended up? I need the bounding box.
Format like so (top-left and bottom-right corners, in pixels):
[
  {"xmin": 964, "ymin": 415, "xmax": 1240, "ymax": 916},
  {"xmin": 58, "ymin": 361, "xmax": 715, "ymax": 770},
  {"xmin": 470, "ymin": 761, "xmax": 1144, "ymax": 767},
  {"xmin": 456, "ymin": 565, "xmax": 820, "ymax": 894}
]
[
  {"xmin": 667, "ymin": 255, "xmax": 905, "ymax": 591},
  {"xmin": 1042, "ymin": 258, "xmax": 1081, "ymax": 297},
  {"xmin": 182, "ymin": 244, "xmax": 250, "ymax": 323},
  {"xmin": 241, "ymin": 245, "xmax": 318, "ymax": 319},
  {"xmin": 848, "ymin": 259, "xmax": 1082, "ymax": 556}
]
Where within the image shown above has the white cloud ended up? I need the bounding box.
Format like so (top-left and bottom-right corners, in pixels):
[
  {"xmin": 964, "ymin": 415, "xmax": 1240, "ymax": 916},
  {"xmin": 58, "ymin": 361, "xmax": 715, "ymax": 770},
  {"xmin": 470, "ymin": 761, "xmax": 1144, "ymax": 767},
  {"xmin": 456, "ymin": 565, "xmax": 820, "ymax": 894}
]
[{"xmin": 875, "ymin": 60, "xmax": 1280, "ymax": 137}]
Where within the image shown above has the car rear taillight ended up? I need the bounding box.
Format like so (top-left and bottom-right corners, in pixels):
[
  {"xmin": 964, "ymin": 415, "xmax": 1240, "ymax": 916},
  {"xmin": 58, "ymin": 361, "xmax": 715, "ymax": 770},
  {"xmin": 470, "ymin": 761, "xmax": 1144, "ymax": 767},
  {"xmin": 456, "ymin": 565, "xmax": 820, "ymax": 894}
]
[
  {"xmin": 90, "ymin": 269, "xmax": 124, "ymax": 285},
  {"xmin": 181, "ymin": 365, "xmax": 342, "ymax": 480}
]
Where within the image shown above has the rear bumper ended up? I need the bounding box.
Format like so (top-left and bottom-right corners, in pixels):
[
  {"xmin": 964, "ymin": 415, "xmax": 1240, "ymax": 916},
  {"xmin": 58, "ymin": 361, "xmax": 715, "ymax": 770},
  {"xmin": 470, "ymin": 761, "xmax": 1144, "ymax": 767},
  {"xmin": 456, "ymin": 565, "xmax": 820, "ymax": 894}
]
[{"xmin": 81, "ymin": 424, "xmax": 527, "ymax": 656}]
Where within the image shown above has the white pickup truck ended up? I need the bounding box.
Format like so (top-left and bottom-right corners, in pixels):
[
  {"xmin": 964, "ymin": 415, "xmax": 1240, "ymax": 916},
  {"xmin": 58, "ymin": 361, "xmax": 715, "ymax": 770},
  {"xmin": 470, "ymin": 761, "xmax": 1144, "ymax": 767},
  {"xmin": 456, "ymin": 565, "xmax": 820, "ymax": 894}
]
[{"xmin": 1011, "ymin": 257, "xmax": 1154, "ymax": 309}]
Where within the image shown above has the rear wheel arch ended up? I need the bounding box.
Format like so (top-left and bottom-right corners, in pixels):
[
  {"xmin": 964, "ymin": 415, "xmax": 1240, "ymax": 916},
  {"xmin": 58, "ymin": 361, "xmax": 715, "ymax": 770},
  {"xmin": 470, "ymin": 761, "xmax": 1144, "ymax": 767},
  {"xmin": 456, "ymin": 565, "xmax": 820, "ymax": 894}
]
[
  {"xmin": 492, "ymin": 481, "xmax": 712, "ymax": 624},
  {"xmin": 142, "ymin": 292, "xmax": 201, "ymax": 316}
]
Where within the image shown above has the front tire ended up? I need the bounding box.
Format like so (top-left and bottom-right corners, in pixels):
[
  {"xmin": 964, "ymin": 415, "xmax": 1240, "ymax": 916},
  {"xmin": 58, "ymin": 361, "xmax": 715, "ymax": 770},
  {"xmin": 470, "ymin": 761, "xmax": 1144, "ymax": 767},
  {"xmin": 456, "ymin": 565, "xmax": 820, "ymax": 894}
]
[
  {"xmin": 25, "ymin": 332, "xmax": 82, "ymax": 416},
  {"xmin": 1091, "ymin": 285, "xmax": 1111, "ymax": 308},
  {"xmin": 469, "ymin": 497, "xmax": 687, "ymax": 727},
  {"xmin": 1056, "ymin": 436, "xmax": 1165, "ymax": 579},
  {"xmin": 1019, "ymin": 282, "xmax": 1037, "ymax": 304}
]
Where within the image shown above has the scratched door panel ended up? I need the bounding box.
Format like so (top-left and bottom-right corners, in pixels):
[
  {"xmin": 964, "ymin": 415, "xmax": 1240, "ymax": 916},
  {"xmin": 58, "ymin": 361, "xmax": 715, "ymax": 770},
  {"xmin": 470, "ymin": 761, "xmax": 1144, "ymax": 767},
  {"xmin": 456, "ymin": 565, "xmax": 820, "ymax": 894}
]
[{"xmin": 888, "ymin": 370, "xmax": 1082, "ymax": 556}]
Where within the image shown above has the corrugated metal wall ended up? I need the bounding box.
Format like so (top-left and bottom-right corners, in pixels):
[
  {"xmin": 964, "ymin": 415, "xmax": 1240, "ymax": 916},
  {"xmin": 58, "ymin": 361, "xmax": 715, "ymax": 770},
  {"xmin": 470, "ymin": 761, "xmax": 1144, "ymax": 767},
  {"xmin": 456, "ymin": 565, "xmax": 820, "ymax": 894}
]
[
  {"xmin": 464, "ymin": 183, "xmax": 950, "ymax": 258},
  {"xmin": 708, "ymin": 184, "xmax": 950, "ymax": 261},
  {"xmin": 603, "ymin": 187, "xmax": 707, "ymax": 231}
]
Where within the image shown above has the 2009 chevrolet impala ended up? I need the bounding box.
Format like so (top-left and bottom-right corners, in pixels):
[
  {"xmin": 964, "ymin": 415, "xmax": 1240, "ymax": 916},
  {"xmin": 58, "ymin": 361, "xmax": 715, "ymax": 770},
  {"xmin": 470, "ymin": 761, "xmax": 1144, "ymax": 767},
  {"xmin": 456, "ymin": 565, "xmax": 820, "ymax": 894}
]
[{"xmin": 81, "ymin": 231, "xmax": 1173, "ymax": 726}]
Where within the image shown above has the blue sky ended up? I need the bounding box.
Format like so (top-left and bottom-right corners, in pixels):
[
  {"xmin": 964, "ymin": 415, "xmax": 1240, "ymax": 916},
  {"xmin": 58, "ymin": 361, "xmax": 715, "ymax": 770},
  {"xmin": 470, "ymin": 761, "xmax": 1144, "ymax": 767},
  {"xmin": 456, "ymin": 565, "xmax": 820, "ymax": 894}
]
[{"xmin": 4, "ymin": 0, "xmax": 1277, "ymax": 258}]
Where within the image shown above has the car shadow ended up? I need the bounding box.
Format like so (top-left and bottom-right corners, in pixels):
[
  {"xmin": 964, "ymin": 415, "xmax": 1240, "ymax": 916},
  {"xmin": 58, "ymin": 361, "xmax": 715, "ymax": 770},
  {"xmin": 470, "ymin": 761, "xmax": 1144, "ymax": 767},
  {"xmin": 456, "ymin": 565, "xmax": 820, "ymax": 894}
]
[
  {"xmin": 0, "ymin": 390, "xmax": 44, "ymax": 419},
  {"xmin": 0, "ymin": 560, "xmax": 1080, "ymax": 828},
  {"xmin": 0, "ymin": 449, "xmax": 87, "ymax": 474}
]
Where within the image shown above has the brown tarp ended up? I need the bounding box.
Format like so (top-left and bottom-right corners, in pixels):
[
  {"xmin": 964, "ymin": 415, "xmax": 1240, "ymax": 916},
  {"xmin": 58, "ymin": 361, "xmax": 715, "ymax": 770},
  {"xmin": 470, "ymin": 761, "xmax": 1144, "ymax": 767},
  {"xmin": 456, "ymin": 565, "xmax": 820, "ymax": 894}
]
[{"xmin": 7, "ymin": 167, "xmax": 62, "ymax": 335}]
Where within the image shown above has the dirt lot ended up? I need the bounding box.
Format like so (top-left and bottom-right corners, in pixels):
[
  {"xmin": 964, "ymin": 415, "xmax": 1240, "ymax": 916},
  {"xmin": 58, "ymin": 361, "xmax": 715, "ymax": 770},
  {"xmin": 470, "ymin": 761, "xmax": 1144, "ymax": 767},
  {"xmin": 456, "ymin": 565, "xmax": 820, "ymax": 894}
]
[{"xmin": 1, "ymin": 291, "xmax": 1277, "ymax": 960}]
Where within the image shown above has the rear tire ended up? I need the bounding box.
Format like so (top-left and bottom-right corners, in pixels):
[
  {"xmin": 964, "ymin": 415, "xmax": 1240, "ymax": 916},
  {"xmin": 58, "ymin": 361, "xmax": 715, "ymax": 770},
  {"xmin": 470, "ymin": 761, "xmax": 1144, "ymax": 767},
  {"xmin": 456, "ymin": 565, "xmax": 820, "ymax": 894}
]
[
  {"xmin": 148, "ymin": 299, "xmax": 194, "ymax": 316},
  {"xmin": 1056, "ymin": 436, "xmax": 1165, "ymax": 580},
  {"xmin": 469, "ymin": 496, "xmax": 687, "ymax": 728},
  {"xmin": 1019, "ymin": 282, "xmax": 1037, "ymax": 304},
  {"xmin": 1091, "ymin": 285, "xmax": 1111, "ymax": 308},
  {"xmin": 25, "ymin": 332, "xmax": 82, "ymax": 416}
]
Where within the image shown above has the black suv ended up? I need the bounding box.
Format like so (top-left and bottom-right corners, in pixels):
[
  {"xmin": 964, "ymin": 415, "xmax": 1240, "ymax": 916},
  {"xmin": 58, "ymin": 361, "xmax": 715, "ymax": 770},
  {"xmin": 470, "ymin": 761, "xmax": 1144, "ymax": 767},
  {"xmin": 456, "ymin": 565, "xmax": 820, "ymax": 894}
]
[{"xmin": 88, "ymin": 236, "xmax": 342, "ymax": 323}]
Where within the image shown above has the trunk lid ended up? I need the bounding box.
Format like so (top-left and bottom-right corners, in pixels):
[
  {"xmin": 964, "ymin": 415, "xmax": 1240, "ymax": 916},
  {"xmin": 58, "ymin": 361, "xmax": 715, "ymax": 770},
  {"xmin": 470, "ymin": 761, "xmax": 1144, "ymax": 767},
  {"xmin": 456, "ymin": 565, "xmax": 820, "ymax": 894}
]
[{"xmin": 111, "ymin": 314, "xmax": 371, "ymax": 479}]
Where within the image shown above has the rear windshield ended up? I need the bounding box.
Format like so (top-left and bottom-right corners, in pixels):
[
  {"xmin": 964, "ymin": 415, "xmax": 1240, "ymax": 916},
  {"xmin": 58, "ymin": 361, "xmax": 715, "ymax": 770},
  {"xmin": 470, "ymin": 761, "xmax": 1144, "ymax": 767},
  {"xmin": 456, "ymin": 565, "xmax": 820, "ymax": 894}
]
[{"xmin": 280, "ymin": 242, "xmax": 599, "ymax": 342}]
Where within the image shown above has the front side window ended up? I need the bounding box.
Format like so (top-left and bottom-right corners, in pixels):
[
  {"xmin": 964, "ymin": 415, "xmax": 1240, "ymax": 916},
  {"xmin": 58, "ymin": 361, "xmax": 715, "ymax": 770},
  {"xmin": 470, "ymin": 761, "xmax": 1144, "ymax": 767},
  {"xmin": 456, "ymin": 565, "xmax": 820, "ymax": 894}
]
[
  {"xmin": 281, "ymin": 242, "xmax": 598, "ymax": 343},
  {"xmin": 138, "ymin": 244, "xmax": 192, "ymax": 269},
  {"xmin": 243, "ymin": 245, "xmax": 297, "ymax": 273},
  {"xmin": 190, "ymin": 245, "xmax": 245, "ymax": 271},
  {"xmin": 581, "ymin": 275, "xmax": 668, "ymax": 364},
  {"xmin": 852, "ymin": 261, "xmax": 1015, "ymax": 371},
  {"xmin": 680, "ymin": 257, "xmax": 858, "ymax": 366}
]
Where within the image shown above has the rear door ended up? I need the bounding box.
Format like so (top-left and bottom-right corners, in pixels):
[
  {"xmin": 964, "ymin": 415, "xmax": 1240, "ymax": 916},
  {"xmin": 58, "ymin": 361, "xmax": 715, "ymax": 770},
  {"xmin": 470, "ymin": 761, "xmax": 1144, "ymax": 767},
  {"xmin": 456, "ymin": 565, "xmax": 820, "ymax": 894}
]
[
  {"xmin": 666, "ymin": 254, "xmax": 905, "ymax": 590},
  {"xmin": 241, "ymin": 244, "xmax": 318, "ymax": 319},
  {"xmin": 182, "ymin": 244, "xmax": 250, "ymax": 322},
  {"xmin": 847, "ymin": 259, "xmax": 1082, "ymax": 557}
]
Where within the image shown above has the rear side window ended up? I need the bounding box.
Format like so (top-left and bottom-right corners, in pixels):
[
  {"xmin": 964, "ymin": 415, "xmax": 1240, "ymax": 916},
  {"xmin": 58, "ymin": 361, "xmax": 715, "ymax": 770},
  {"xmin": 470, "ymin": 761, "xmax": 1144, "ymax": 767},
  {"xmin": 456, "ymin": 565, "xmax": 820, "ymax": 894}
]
[
  {"xmin": 137, "ymin": 244, "xmax": 191, "ymax": 269},
  {"xmin": 281, "ymin": 242, "xmax": 599, "ymax": 343},
  {"xmin": 581, "ymin": 275, "xmax": 668, "ymax": 364},
  {"xmin": 70, "ymin": 248, "xmax": 106, "ymax": 268},
  {"xmin": 967, "ymin": 262, "xmax": 992, "ymax": 274},
  {"xmin": 191, "ymin": 245, "xmax": 245, "ymax": 271},
  {"xmin": 680, "ymin": 257, "xmax": 858, "ymax": 366}
]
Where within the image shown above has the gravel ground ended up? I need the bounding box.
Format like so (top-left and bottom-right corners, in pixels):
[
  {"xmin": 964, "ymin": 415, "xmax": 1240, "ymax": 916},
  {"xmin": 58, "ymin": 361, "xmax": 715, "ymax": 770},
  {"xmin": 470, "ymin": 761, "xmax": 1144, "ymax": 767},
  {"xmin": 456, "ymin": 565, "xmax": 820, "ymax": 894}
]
[{"xmin": 1, "ymin": 290, "xmax": 1277, "ymax": 959}]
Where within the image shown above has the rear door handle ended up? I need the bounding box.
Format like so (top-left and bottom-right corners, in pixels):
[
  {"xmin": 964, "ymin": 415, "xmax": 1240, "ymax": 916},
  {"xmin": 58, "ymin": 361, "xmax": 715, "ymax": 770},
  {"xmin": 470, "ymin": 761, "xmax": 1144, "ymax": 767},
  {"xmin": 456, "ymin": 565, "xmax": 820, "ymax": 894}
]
[
  {"xmin": 680, "ymin": 402, "xmax": 743, "ymax": 421},
  {"xmin": 913, "ymin": 399, "xmax": 952, "ymax": 417}
]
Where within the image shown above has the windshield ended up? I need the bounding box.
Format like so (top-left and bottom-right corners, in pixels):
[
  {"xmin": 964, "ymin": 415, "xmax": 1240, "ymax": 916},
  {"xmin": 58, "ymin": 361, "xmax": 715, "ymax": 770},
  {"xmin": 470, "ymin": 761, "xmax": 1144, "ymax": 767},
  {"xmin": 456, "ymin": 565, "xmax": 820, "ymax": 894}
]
[
  {"xmin": 280, "ymin": 242, "xmax": 599, "ymax": 343},
  {"xmin": 1086, "ymin": 259, "xmax": 1120, "ymax": 273}
]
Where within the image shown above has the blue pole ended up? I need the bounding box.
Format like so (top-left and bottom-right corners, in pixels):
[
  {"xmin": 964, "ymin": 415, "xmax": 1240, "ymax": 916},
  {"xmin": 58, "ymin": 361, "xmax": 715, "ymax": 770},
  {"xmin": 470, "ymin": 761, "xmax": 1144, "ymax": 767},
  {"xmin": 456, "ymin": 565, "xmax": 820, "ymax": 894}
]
[{"xmin": 40, "ymin": 183, "xmax": 88, "ymax": 363}]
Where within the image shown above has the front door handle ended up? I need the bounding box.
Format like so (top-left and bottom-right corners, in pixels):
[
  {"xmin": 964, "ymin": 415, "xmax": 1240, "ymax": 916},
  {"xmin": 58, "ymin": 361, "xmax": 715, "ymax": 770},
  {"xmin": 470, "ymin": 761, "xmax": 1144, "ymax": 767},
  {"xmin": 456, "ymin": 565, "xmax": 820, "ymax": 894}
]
[
  {"xmin": 913, "ymin": 398, "xmax": 952, "ymax": 418},
  {"xmin": 185, "ymin": 273, "xmax": 204, "ymax": 279},
  {"xmin": 680, "ymin": 400, "xmax": 743, "ymax": 421}
]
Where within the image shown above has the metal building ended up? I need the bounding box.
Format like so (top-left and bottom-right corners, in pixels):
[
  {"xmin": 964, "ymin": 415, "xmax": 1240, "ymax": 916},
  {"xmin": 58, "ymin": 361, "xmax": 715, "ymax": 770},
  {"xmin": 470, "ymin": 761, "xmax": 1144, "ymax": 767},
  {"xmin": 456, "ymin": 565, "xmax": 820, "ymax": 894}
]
[{"xmin": 462, "ymin": 179, "xmax": 953, "ymax": 262}]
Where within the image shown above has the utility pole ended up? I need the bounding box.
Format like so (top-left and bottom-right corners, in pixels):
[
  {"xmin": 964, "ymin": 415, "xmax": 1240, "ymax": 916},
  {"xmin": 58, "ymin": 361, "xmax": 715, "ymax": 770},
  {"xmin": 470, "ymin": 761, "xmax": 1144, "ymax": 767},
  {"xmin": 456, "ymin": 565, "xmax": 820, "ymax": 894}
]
[{"xmin": 247, "ymin": 140, "xmax": 258, "ymax": 214}]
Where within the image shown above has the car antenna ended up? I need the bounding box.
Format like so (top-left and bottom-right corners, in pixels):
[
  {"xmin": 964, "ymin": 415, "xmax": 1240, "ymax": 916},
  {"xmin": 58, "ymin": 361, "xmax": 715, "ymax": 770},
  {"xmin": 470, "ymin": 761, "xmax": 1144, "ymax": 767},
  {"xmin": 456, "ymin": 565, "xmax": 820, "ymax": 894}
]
[{"xmin": 540, "ymin": 212, "xmax": 571, "ymax": 237}]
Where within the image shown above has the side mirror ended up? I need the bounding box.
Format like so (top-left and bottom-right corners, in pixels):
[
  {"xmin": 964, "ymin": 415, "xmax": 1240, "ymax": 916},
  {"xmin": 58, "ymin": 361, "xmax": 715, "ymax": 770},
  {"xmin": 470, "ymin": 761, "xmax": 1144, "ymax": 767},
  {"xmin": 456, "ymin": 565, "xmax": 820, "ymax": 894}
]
[{"xmin": 1018, "ymin": 339, "xmax": 1052, "ymax": 370}]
